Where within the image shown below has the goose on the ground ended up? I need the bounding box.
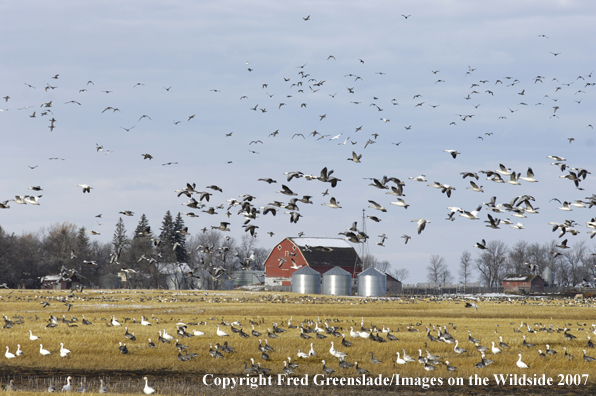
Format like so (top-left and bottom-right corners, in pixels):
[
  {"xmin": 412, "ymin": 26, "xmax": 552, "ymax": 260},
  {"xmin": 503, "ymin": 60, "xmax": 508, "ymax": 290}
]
[
  {"xmin": 329, "ymin": 342, "xmax": 347, "ymax": 359},
  {"xmin": 283, "ymin": 361, "xmax": 295, "ymax": 375},
  {"xmin": 143, "ymin": 377, "xmax": 155, "ymax": 395},
  {"xmin": 445, "ymin": 361, "xmax": 457, "ymax": 371},
  {"xmin": 15, "ymin": 344, "xmax": 23, "ymax": 357},
  {"xmin": 475, "ymin": 342, "xmax": 488, "ymax": 353},
  {"xmin": 62, "ymin": 376, "xmax": 72, "ymax": 392},
  {"xmin": 402, "ymin": 349, "xmax": 415, "ymax": 362},
  {"xmin": 99, "ymin": 379, "xmax": 108, "ymax": 394},
  {"xmin": 490, "ymin": 342, "xmax": 501, "ymax": 354},
  {"xmin": 583, "ymin": 350, "xmax": 595, "ymax": 363},
  {"xmin": 395, "ymin": 352, "xmax": 407, "ymax": 365},
  {"xmin": 370, "ymin": 352, "xmax": 382, "ymax": 364},
  {"xmin": 76, "ymin": 381, "xmax": 88, "ymax": 393},
  {"xmin": 148, "ymin": 339, "xmax": 155, "ymax": 348},
  {"xmin": 546, "ymin": 344, "xmax": 556, "ymax": 355},
  {"xmin": 5, "ymin": 346, "xmax": 16, "ymax": 359},
  {"xmin": 321, "ymin": 360, "xmax": 335, "ymax": 374},
  {"xmin": 40, "ymin": 344, "xmax": 51, "ymax": 356},
  {"xmin": 60, "ymin": 342, "xmax": 71, "ymax": 357},
  {"xmin": 119, "ymin": 342, "xmax": 128, "ymax": 354},
  {"xmin": 424, "ymin": 358, "xmax": 436, "ymax": 371},
  {"xmin": 349, "ymin": 327, "xmax": 360, "ymax": 338},
  {"xmin": 308, "ymin": 343, "xmax": 315, "ymax": 357},
  {"xmin": 29, "ymin": 330, "xmax": 39, "ymax": 341},
  {"xmin": 216, "ymin": 325, "xmax": 229, "ymax": 337},
  {"xmin": 297, "ymin": 349, "xmax": 309, "ymax": 358},
  {"xmin": 522, "ymin": 335, "xmax": 535, "ymax": 348},
  {"xmin": 499, "ymin": 336, "xmax": 509, "ymax": 349},
  {"xmin": 355, "ymin": 362, "xmax": 368, "ymax": 374},
  {"xmin": 454, "ymin": 340, "xmax": 467, "ymax": 354},
  {"xmin": 516, "ymin": 353, "xmax": 529, "ymax": 368},
  {"xmin": 287, "ymin": 357, "xmax": 298, "ymax": 369}
]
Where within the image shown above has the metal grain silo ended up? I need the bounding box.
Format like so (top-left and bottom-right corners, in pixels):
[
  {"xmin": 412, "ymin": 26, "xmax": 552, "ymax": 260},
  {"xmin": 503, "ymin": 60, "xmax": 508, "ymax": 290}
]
[
  {"xmin": 322, "ymin": 266, "xmax": 352, "ymax": 296},
  {"xmin": 292, "ymin": 266, "xmax": 321, "ymax": 294},
  {"xmin": 542, "ymin": 266, "xmax": 554, "ymax": 286},
  {"xmin": 357, "ymin": 268, "xmax": 386, "ymax": 297}
]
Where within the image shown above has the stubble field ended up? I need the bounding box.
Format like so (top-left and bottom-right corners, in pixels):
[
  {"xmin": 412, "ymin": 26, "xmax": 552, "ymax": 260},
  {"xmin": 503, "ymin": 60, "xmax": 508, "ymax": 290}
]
[{"xmin": 0, "ymin": 288, "xmax": 595, "ymax": 395}]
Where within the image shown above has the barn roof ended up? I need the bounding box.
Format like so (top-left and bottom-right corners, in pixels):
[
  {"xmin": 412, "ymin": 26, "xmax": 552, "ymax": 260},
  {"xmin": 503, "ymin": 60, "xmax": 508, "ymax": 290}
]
[
  {"xmin": 503, "ymin": 274, "xmax": 542, "ymax": 282},
  {"xmin": 288, "ymin": 237, "xmax": 362, "ymax": 269}
]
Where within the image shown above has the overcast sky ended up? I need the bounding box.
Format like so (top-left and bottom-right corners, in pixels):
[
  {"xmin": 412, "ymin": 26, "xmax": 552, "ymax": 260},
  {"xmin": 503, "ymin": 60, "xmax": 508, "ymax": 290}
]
[{"xmin": 1, "ymin": 0, "xmax": 595, "ymax": 283}]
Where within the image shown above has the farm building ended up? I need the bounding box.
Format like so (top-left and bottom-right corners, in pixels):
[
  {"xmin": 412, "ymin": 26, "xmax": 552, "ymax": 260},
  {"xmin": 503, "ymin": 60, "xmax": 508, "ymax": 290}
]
[
  {"xmin": 502, "ymin": 274, "xmax": 545, "ymax": 294},
  {"xmin": 264, "ymin": 237, "xmax": 363, "ymax": 288},
  {"xmin": 41, "ymin": 273, "xmax": 82, "ymax": 290}
]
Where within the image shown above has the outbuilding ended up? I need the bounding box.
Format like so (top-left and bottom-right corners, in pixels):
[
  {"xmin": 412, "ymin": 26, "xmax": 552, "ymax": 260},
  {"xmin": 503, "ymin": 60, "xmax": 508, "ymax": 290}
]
[{"xmin": 502, "ymin": 274, "xmax": 545, "ymax": 294}]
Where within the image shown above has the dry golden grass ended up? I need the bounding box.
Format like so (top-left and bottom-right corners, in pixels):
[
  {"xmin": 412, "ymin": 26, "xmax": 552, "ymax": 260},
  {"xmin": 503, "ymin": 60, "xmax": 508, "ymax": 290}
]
[{"xmin": 1, "ymin": 289, "xmax": 595, "ymax": 394}]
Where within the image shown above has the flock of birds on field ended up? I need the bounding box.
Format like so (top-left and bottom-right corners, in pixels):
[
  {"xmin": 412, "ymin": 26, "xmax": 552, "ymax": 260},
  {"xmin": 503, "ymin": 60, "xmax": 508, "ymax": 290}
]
[
  {"xmin": 1, "ymin": 290, "xmax": 596, "ymax": 392},
  {"xmin": 1, "ymin": 9, "xmax": 596, "ymax": 277}
]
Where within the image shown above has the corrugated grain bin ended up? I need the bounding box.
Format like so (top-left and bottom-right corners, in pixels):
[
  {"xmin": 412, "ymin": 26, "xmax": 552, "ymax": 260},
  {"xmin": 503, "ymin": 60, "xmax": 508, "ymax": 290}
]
[
  {"xmin": 542, "ymin": 267, "xmax": 554, "ymax": 286},
  {"xmin": 291, "ymin": 266, "xmax": 321, "ymax": 294},
  {"xmin": 357, "ymin": 267, "xmax": 386, "ymax": 297},
  {"xmin": 322, "ymin": 266, "xmax": 352, "ymax": 296}
]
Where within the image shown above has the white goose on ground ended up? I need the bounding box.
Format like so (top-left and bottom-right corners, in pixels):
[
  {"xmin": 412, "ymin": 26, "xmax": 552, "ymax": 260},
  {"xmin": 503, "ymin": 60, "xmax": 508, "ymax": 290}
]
[
  {"xmin": 29, "ymin": 330, "xmax": 39, "ymax": 341},
  {"xmin": 60, "ymin": 343, "xmax": 71, "ymax": 357},
  {"xmin": 5, "ymin": 346, "xmax": 16, "ymax": 359},
  {"xmin": 395, "ymin": 352, "xmax": 407, "ymax": 365},
  {"xmin": 15, "ymin": 344, "xmax": 23, "ymax": 356},
  {"xmin": 329, "ymin": 342, "xmax": 347, "ymax": 359},
  {"xmin": 216, "ymin": 325, "xmax": 229, "ymax": 337},
  {"xmin": 39, "ymin": 344, "xmax": 51, "ymax": 356},
  {"xmin": 143, "ymin": 377, "xmax": 155, "ymax": 394},
  {"xmin": 516, "ymin": 353, "xmax": 529, "ymax": 368}
]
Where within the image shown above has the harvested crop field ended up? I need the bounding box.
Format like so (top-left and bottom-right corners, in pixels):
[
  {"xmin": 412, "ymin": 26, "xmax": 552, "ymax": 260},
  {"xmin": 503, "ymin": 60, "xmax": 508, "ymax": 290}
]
[{"xmin": 1, "ymin": 289, "xmax": 595, "ymax": 395}]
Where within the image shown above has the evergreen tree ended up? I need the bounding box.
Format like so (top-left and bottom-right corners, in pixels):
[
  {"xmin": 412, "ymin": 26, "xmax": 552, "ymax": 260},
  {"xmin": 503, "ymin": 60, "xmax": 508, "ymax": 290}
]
[
  {"xmin": 158, "ymin": 210, "xmax": 176, "ymax": 262},
  {"xmin": 126, "ymin": 214, "xmax": 155, "ymax": 288},
  {"xmin": 112, "ymin": 217, "xmax": 130, "ymax": 256},
  {"xmin": 173, "ymin": 212, "xmax": 188, "ymax": 263}
]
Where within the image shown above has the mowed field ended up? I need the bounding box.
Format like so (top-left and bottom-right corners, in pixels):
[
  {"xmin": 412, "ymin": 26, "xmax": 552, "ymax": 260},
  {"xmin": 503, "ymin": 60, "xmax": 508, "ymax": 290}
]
[{"xmin": 0, "ymin": 289, "xmax": 595, "ymax": 395}]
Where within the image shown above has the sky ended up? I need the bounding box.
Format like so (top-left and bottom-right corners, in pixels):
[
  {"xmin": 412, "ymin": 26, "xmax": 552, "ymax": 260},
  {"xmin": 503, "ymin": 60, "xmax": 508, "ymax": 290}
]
[{"xmin": 1, "ymin": 0, "xmax": 595, "ymax": 284}]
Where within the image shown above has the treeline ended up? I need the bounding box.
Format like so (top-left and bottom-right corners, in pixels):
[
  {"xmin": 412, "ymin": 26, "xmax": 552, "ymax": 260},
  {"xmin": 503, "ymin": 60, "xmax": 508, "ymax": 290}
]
[
  {"xmin": 428, "ymin": 239, "xmax": 596, "ymax": 288},
  {"xmin": 0, "ymin": 211, "xmax": 267, "ymax": 289}
]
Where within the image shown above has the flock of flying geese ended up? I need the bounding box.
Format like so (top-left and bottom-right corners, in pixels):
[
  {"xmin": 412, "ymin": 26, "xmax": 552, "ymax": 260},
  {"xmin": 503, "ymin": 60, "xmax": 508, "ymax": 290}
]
[{"xmin": 1, "ymin": 12, "xmax": 595, "ymax": 278}]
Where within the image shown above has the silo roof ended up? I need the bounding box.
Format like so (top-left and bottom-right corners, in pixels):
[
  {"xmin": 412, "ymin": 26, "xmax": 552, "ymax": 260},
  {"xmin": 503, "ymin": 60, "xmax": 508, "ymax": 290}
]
[
  {"xmin": 292, "ymin": 266, "xmax": 321, "ymax": 276},
  {"xmin": 358, "ymin": 267, "xmax": 387, "ymax": 277}
]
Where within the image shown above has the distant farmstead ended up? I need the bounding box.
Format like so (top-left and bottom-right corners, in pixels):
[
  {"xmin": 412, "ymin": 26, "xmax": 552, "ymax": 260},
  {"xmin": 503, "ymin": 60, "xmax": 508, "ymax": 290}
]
[
  {"xmin": 264, "ymin": 237, "xmax": 363, "ymax": 288},
  {"xmin": 41, "ymin": 274, "xmax": 82, "ymax": 290},
  {"xmin": 502, "ymin": 274, "xmax": 545, "ymax": 294}
]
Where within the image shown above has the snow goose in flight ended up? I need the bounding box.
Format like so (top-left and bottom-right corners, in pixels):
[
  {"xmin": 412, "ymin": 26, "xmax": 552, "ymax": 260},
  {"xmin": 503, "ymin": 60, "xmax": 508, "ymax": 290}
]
[
  {"xmin": 368, "ymin": 200, "xmax": 387, "ymax": 212},
  {"xmin": 390, "ymin": 198, "xmax": 409, "ymax": 209},
  {"xmin": 411, "ymin": 218, "xmax": 430, "ymax": 234},
  {"xmin": 519, "ymin": 167, "xmax": 538, "ymax": 182},
  {"xmin": 547, "ymin": 155, "xmax": 566, "ymax": 161},
  {"xmin": 460, "ymin": 206, "xmax": 482, "ymax": 220},
  {"xmin": 77, "ymin": 184, "xmax": 93, "ymax": 193},
  {"xmin": 321, "ymin": 197, "xmax": 341, "ymax": 209},
  {"xmin": 11, "ymin": 196, "xmax": 27, "ymax": 205},
  {"xmin": 510, "ymin": 222, "xmax": 524, "ymax": 229},
  {"xmin": 444, "ymin": 149, "xmax": 460, "ymax": 159},
  {"xmin": 409, "ymin": 175, "xmax": 427, "ymax": 182},
  {"xmin": 467, "ymin": 181, "xmax": 484, "ymax": 192},
  {"xmin": 496, "ymin": 164, "xmax": 512, "ymax": 176}
]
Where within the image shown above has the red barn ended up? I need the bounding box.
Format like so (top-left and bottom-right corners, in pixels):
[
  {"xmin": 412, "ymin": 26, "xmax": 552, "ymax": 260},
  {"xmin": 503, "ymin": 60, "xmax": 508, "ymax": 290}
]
[
  {"xmin": 502, "ymin": 274, "xmax": 545, "ymax": 294},
  {"xmin": 264, "ymin": 237, "xmax": 363, "ymax": 287}
]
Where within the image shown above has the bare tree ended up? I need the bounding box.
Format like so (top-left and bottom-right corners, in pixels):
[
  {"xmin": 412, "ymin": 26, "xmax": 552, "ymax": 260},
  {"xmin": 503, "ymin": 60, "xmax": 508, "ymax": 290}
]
[
  {"xmin": 458, "ymin": 250, "xmax": 474, "ymax": 291},
  {"xmin": 427, "ymin": 254, "xmax": 447, "ymax": 285},
  {"xmin": 475, "ymin": 240, "xmax": 508, "ymax": 287}
]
